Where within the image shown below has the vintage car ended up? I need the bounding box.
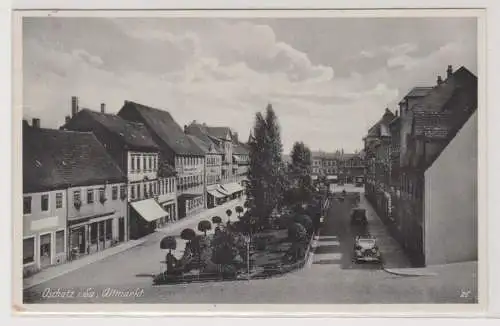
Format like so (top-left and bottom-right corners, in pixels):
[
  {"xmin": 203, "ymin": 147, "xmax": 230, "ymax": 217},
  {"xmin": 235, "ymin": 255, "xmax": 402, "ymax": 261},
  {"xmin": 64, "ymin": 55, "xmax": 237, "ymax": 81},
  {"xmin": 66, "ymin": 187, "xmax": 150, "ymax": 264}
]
[
  {"xmin": 350, "ymin": 208, "xmax": 367, "ymax": 225},
  {"xmin": 353, "ymin": 236, "xmax": 381, "ymax": 263}
]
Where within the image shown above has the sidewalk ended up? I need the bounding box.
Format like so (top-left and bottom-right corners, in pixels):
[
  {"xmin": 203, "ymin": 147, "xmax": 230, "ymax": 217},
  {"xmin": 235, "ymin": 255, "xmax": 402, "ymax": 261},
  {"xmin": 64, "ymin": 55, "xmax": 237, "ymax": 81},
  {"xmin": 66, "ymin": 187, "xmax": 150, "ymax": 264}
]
[
  {"xmin": 357, "ymin": 194, "xmax": 413, "ymax": 270},
  {"xmin": 23, "ymin": 238, "xmax": 147, "ymax": 289},
  {"xmin": 24, "ymin": 196, "xmax": 246, "ymax": 289}
]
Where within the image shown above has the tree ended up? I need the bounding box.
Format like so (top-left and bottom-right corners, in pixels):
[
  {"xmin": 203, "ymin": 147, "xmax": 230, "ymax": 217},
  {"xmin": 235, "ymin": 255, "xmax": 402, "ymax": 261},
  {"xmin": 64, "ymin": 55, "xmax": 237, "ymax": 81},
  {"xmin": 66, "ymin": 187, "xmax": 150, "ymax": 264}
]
[
  {"xmin": 160, "ymin": 236, "xmax": 177, "ymax": 253},
  {"xmin": 226, "ymin": 209, "xmax": 233, "ymax": 223},
  {"xmin": 180, "ymin": 228, "xmax": 196, "ymax": 242},
  {"xmin": 197, "ymin": 220, "xmax": 212, "ymax": 236},
  {"xmin": 247, "ymin": 104, "xmax": 286, "ymax": 222},
  {"xmin": 212, "ymin": 216, "xmax": 222, "ymax": 225},
  {"xmin": 235, "ymin": 206, "xmax": 244, "ymax": 218},
  {"xmin": 287, "ymin": 222, "xmax": 307, "ymax": 243},
  {"xmin": 287, "ymin": 141, "xmax": 314, "ymax": 206}
]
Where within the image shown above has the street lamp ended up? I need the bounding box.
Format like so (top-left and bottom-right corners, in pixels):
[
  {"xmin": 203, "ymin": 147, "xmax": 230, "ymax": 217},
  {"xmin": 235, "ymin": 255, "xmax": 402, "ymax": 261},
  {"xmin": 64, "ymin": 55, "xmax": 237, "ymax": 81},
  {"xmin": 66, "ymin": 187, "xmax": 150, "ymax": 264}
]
[{"xmin": 244, "ymin": 235, "xmax": 251, "ymax": 281}]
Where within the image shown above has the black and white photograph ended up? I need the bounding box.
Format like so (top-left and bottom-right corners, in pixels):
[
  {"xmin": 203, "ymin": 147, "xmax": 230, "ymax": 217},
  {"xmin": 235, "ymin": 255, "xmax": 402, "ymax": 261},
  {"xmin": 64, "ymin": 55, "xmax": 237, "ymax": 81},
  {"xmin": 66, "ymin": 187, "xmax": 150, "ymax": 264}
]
[{"xmin": 13, "ymin": 9, "xmax": 484, "ymax": 310}]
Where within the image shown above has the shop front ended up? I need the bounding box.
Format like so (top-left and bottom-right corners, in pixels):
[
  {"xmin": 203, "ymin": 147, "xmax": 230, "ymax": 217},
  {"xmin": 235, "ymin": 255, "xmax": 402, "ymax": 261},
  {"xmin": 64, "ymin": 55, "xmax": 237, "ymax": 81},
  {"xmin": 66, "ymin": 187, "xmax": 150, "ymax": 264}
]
[
  {"xmin": 178, "ymin": 193, "xmax": 205, "ymax": 218},
  {"xmin": 207, "ymin": 185, "xmax": 227, "ymax": 208},
  {"xmin": 222, "ymin": 182, "xmax": 245, "ymax": 200},
  {"xmin": 129, "ymin": 199, "xmax": 168, "ymax": 239},
  {"xmin": 68, "ymin": 211, "xmax": 123, "ymax": 261},
  {"xmin": 159, "ymin": 199, "xmax": 177, "ymax": 226}
]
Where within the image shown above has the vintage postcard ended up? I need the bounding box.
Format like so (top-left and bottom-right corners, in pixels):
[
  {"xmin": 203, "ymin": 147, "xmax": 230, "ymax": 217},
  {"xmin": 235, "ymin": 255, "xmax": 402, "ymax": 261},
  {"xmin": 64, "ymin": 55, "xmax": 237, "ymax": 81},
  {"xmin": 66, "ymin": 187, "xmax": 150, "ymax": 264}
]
[{"xmin": 11, "ymin": 8, "xmax": 487, "ymax": 316}]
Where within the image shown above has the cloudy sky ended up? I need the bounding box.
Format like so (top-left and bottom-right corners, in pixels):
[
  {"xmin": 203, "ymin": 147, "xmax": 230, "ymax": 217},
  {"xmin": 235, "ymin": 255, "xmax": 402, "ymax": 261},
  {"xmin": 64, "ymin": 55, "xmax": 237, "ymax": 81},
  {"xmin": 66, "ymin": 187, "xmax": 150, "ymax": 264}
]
[{"xmin": 22, "ymin": 17, "xmax": 477, "ymax": 153}]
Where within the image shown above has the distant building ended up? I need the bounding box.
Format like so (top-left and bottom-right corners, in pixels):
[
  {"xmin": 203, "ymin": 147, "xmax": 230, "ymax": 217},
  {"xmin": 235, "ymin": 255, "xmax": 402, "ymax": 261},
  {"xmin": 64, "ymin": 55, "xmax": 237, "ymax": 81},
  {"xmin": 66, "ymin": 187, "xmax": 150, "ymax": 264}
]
[
  {"xmin": 311, "ymin": 150, "xmax": 365, "ymax": 184},
  {"xmin": 62, "ymin": 101, "xmax": 175, "ymax": 240},
  {"xmin": 23, "ymin": 119, "xmax": 127, "ymax": 276},
  {"xmin": 118, "ymin": 101, "xmax": 206, "ymax": 219}
]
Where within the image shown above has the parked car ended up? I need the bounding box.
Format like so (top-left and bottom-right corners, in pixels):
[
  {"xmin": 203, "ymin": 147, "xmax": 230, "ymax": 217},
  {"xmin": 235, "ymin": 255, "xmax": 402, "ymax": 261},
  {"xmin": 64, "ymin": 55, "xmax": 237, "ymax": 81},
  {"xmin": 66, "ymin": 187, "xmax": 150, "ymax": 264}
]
[
  {"xmin": 353, "ymin": 236, "xmax": 381, "ymax": 263},
  {"xmin": 350, "ymin": 208, "xmax": 367, "ymax": 225}
]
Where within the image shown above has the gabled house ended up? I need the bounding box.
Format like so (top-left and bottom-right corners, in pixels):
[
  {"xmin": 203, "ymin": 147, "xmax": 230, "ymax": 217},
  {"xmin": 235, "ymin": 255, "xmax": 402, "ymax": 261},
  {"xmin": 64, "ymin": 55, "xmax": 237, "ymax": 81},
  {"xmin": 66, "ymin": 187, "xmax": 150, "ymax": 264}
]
[
  {"xmin": 62, "ymin": 100, "xmax": 175, "ymax": 240},
  {"xmin": 394, "ymin": 65, "xmax": 478, "ymax": 266},
  {"xmin": 23, "ymin": 119, "xmax": 127, "ymax": 275},
  {"xmin": 118, "ymin": 101, "xmax": 205, "ymax": 219}
]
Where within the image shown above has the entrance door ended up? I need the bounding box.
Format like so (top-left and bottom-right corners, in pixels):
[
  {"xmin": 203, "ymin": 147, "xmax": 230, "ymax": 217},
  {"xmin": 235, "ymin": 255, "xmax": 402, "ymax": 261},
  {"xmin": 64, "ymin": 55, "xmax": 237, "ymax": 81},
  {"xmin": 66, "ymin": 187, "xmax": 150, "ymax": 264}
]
[
  {"xmin": 118, "ymin": 217, "xmax": 125, "ymax": 242},
  {"xmin": 39, "ymin": 233, "xmax": 52, "ymax": 268}
]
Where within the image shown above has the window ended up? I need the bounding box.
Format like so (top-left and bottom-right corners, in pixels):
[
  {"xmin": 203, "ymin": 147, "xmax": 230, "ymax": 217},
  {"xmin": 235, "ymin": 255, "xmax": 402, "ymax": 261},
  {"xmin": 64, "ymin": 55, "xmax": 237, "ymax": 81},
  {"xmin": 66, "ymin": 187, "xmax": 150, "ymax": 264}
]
[
  {"xmin": 105, "ymin": 219, "xmax": 113, "ymax": 240},
  {"xmin": 56, "ymin": 192, "xmax": 63, "ymax": 209},
  {"xmin": 144, "ymin": 184, "xmax": 148, "ymax": 198},
  {"xmin": 23, "ymin": 196, "xmax": 32, "ymax": 214},
  {"xmin": 143, "ymin": 157, "xmax": 147, "ymax": 171},
  {"xmin": 131, "ymin": 156, "xmax": 135, "ymax": 171},
  {"xmin": 23, "ymin": 237, "xmax": 35, "ymax": 264},
  {"xmin": 131, "ymin": 185, "xmax": 135, "ymax": 199},
  {"xmin": 41, "ymin": 194, "xmax": 49, "ymax": 211},
  {"xmin": 136, "ymin": 184, "xmax": 140, "ymax": 198},
  {"xmin": 87, "ymin": 189, "xmax": 94, "ymax": 204},
  {"xmin": 55, "ymin": 230, "xmax": 65, "ymax": 254},
  {"xmin": 136, "ymin": 157, "xmax": 141, "ymax": 171},
  {"xmin": 90, "ymin": 223, "xmax": 98, "ymax": 244},
  {"xmin": 112, "ymin": 186, "xmax": 118, "ymax": 200},
  {"xmin": 74, "ymin": 190, "xmax": 81, "ymax": 203},
  {"xmin": 149, "ymin": 157, "xmax": 152, "ymax": 170},
  {"xmin": 120, "ymin": 185, "xmax": 126, "ymax": 199},
  {"xmin": 99, "ymin": 188, "xmax": 105, "ymax": 201},
  {"xmin": 149, "ymin": 183, "xmax": 153, "ymax": 196}
]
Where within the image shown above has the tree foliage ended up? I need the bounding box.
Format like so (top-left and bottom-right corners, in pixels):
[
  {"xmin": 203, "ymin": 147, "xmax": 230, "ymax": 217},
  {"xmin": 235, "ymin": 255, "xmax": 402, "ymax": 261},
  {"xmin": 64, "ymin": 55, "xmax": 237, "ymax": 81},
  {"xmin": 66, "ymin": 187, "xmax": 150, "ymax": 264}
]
[
  {"xmin": 197, "ymin": 220, "xmax": 212, "ymax": 236},
  {"xmin": 247, "ymin": 104, "xmax": 286, "ymax": 221},
  {"xmin": 180, "ymin": 228, "xmax": 196, "ymax": 241},
  {"xmin": 286, "ymin": 141, "xmax": 314, "ymax": 205},
  {"xmin": 160, "ymin": 236, "xmax": 177, "ymax": 251},
  {"xmin": 211, "ymin": 216, "xmax": 222, "ymax": 225},
  {"xmin": 235, "ymin": 206, "xmax": 244, "ymax": 217}
]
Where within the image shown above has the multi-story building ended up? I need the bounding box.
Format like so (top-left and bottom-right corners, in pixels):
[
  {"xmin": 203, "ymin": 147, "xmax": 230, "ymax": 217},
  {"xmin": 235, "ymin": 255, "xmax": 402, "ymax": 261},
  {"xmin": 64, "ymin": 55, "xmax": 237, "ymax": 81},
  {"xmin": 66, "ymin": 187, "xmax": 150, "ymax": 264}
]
[
  {"xmin": 366, "ymin": 65, "xmax": 478, "ymax": 266},
  {"xmin": 23, "ymin": 119, "xmax": 127, "ymax": 275},
  {"xmin": 185, "ymin": 122, "xmax": 245, "ymax": 203},
  {"xmin": 62, "ymin": 100, "xmax": 174, "ymax": 239},
  {"xmin": 311, "ymin": 150, "xmax": 365, "ymax": 185},
  {"xmin": 232, "ymin": 141, "xmax": 250, "ymax": 185},
  {"xmin": 118, "ymin": 101, "xmax": 206, "ymax": 219}
]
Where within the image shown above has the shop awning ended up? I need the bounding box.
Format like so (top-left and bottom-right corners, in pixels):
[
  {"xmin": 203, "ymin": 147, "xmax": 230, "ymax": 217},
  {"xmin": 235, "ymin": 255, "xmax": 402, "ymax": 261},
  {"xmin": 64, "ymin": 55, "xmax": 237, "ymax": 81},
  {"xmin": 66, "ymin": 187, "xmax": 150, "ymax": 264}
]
[
  {"xmin": 217, "ymin": 185, "xmax": 231, "ymax": 196},
  {"xmin": 208, "ymin": 189, "xmax": 225, "ymax": 198},
  {"xmin": 223, "ymin": 182, "xmax": 244, "ymax": 194},
  {"xmin": 131, "ymin": 199, "xmax": 168, "ymax": 222},
  {"xmin": 327, "ymin": 175, "xmax": 338, "ymax": 180}
]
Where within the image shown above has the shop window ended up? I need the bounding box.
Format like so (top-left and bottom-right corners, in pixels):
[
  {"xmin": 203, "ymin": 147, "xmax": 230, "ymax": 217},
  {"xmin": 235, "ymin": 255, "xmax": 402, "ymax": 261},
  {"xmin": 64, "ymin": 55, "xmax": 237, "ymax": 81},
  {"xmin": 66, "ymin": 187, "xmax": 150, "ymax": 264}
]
[
  {"xmin": 112, "ymin": 186, "xmax": 118, "ymax": 200},
  {"xmin": 56, "ymin": 192, "xmax": 63, "ymax": 209},
  {"xmin": 23, "ymin": 237, "xmax": 35, "ymax": 264},
  {"xmin": 90, "ymin": 224, "xmax": 98, "ymax": 244},
  {"xmin": 144, "ymin": 184, "xmax": 148, "ymax": 198},
  {"xmin": 131, "ymin": 186, "xmax": 136, "ymax": 199},
  {"xmin": 105, "ymin": 219, "xmax": 113, "ymax": 240},
  {"xmin": 99, "ymin": 221, "xmax": 105, "ymax": 242},
  {"xmin": 23, "ymin": 196, "xmax": 32, "ymax": 215},
  {"xmin": 55, "ymin": 230, "xmax": 65, "ymax": 254},
  {"xmin": 41, "ymin": 194, "xmax": 49, "ymax": 211}
]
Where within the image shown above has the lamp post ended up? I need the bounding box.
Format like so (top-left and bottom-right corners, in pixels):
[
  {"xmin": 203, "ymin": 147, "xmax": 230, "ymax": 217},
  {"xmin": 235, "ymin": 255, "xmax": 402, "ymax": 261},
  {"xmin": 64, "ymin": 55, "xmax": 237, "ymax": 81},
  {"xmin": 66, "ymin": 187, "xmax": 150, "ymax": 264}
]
[{"xmin": 245, "ymin": 235, "xmax": 251, "ymax": 281}]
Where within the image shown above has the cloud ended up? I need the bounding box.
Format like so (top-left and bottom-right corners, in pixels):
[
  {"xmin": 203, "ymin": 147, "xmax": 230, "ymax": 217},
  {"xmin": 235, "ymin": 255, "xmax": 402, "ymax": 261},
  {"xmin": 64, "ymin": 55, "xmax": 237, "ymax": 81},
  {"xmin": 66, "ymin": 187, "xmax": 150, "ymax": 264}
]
[{"xmin": 22, "ymin": 18, "xmax": 476, "ymax": 153}]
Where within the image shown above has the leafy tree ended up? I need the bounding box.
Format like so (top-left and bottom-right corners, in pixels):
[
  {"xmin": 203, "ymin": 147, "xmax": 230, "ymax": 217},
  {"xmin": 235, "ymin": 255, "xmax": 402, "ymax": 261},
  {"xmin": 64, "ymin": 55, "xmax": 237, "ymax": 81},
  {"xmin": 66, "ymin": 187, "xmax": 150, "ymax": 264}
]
[
  {"xmin": 292, "ymin": 214, "xmax": 313, "ymax": 236},
  {"xmin": 226, "ymin": 209, "xmax": 233, "ymax": 223},
  {"xmin": 235, "ymin": 205, "xmax": 244, "ymax": 218},
  {"xmin": 247, "ymin": 104, "xmax": 286, "ymax": 222},
  {"xmin": 211, "ymin": 216, "xmax": 222, "ymax": 225},
  {"xmin": 287, "ymin": 222, "xmax": 307, "ymax": 243},
  {"xmin": 180, "ymin": 228, "xmax": 196, "ymax": 242},
  {"xmin": 160, "ymin": 236, "xmax": 177, "ymax": 253},
  {"xmin": 197, "ymin": 220, "xmax": 212, "ymax": 236},
  {"xmin": 287, "ymin": 141, "xmax": 314, "ymax": 206}
]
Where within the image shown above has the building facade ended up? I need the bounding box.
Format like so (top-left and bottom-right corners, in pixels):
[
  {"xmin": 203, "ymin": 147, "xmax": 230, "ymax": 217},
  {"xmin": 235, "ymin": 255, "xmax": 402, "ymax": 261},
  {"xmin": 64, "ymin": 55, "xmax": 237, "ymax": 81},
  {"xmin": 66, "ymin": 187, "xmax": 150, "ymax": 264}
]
[
  {"xmin": 118, "ymin": 101, "xmax": 206, "ymax": 219},
  {"xmin": 23, "ymin": 120, "xmax": 127, "ymax": 275},
  {"xmin": 62, "ymin": 103, "xmax": 173, "ymax": 240}
]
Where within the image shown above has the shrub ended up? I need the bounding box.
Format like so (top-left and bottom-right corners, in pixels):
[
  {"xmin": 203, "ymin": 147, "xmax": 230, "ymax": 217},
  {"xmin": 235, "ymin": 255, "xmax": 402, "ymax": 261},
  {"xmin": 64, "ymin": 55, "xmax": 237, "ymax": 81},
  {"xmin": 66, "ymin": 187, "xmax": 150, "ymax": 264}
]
[
  {"xmin": 211, "ymin": 216, "xmax": 222, "ymax": 225},
  {"xmin": 180, "ymin": 228, "xmax": 196, "ymax": 242},
  {"xmin": 159, "ymin": 236, "xmax": 177, "ymax": 252},
  {"xmin": 197, "ymin": 220, "xmax": 212, "ymax": 236},
  {"xmin": 235, "ymin": 206, "xmax": 244, "ymax": 217},
  {"xmin": 287, "ymin": 222, "xmax": 307, "ymax": 243}
]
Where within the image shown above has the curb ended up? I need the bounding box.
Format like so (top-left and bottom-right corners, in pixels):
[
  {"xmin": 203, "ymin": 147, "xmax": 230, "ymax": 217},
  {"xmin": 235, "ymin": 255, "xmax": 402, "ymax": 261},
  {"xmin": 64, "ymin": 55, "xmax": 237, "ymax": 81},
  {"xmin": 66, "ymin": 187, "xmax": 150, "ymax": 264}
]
[
  {"xmin": 382, "ymin": 266, "xmax": 438, "ymax": 277},
  {"xmin": 24, "ymin": 238, "xmax": 148, "ymax": 290}
]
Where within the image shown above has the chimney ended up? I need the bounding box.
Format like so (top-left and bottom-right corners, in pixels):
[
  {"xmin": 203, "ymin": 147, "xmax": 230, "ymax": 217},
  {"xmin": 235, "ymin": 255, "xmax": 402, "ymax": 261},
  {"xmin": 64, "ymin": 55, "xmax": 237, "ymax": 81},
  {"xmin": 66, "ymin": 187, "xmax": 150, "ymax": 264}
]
[
  {"xmin": 100, "ymin": 103, "xmax": 106, "ymax": 113},
  {"xmin": 233, "ymin": 132, "xmax": 239, "ymax": 143},
  {"xmin": 71, "ymin": 96, "xmax": 79, "ymax": 117},
  {"xmin": 437, "ymin": 75, "xmax": 443, "ymax": 86},
  {"xmin": 32, "ymin": 118, "xmax": 40, "ymax": 128},
  {"xmin": 65, "ymin": 115, "xmax": 71, "ymax": 124},
  {"xmin": 447, "ymin": 65, "xmax": 453, "ymax": 78}
]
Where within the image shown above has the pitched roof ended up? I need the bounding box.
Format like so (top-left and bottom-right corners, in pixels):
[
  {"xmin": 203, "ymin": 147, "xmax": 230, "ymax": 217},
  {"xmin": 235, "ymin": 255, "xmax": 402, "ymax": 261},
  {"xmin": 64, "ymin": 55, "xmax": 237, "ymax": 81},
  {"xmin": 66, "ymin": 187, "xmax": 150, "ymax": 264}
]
[
  {"xmin": 411, "ymin": 66, "xmax": 477, "ymax": 113},
  {"xmin": 406, "ymin": 87, "xmax": 434, "ymax": 98},
  {"xmin": 118, "ymin": 101, "xmax": 205, "ymax": 156},
  {"xmin": 367, "ymin": 109, "xmax": 395, "ymax": 138},
  {"xmin": 23, "ymin": 125, "xmax": 125, "ymax": 193},
  {"xmin": 233, "ymin": 142, "xmax": 250, "ymax": 155},
  {"xmin": 185, "ymin": 123, "xmax": 224, "ymax": 154},
  {"xmin": 413, "ymin": 111, "xmax": 454, "ymax": 140},
  {"xmin": 76, "ymin": 109, "xmax": 159, "ymax": 150},
  {"xmin": 205, "ymin": 126, "xmax": 232, "ymax": 140}
]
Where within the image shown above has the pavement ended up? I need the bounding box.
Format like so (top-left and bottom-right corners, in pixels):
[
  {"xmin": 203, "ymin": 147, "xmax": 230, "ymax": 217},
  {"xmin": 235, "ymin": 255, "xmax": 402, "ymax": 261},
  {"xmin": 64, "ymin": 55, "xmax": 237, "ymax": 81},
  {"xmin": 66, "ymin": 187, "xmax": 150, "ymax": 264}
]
[
  {"xmin": 22, "ymin": 187, "xmax": 478, "ymax": 304},
  {"xmin": 22, "ymin": 196, "xmax": 246, "ymax": 297}
]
